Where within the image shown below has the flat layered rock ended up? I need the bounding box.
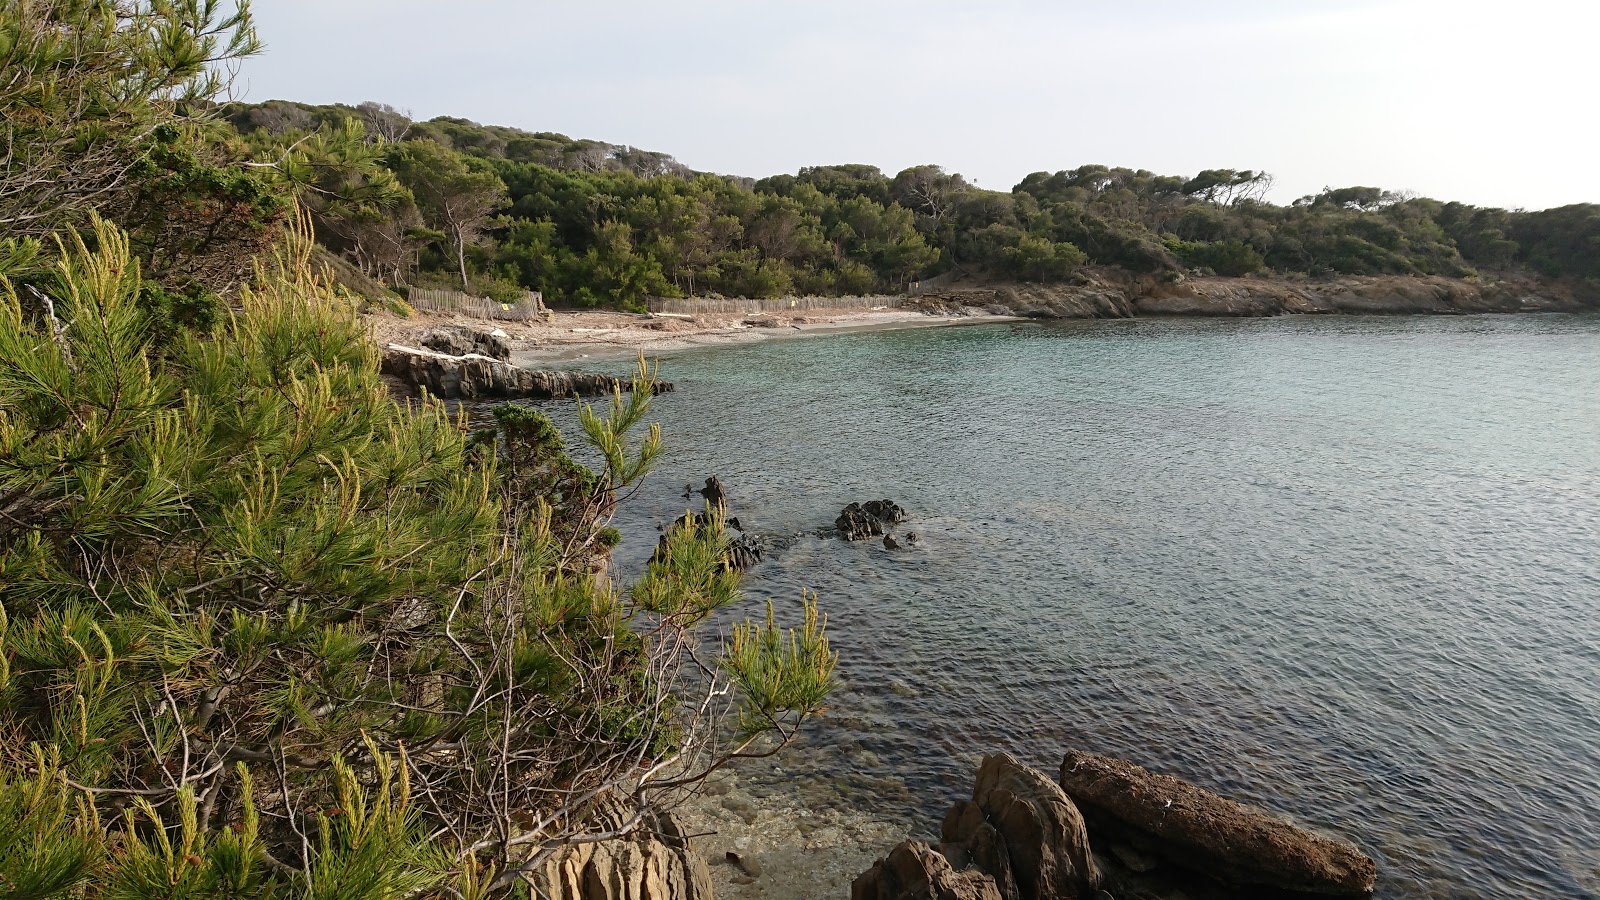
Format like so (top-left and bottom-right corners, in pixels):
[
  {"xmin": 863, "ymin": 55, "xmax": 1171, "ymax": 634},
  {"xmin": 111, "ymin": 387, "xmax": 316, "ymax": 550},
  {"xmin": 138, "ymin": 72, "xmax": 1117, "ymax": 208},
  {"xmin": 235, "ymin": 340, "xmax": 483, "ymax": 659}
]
[
  {"xmin": 1059, "ymin": 751, "xmax": 1375, "ymax": 897},
  {"xmin": 381, "ymin": 344, "xmax": 672, "ymax": 400}
]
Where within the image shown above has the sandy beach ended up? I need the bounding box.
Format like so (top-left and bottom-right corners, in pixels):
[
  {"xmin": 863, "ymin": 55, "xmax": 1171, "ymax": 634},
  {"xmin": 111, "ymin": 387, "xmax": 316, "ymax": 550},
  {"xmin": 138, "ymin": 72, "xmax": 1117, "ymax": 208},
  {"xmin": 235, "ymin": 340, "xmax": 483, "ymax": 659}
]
[{"xmin": 366, "ymin": 302, "xmax": 1020, "ymax": 369}]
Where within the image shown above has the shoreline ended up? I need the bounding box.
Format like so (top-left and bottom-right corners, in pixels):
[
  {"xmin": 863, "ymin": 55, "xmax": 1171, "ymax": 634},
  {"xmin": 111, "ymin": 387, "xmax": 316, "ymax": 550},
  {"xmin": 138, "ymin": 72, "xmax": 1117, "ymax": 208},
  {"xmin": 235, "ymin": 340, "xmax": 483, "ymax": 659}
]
[
  {"xmin": 509, "ymin": 309, "xmax": 1024, "ymax": 368},
  {"xmin": 367, "ymin": 304, "xmax": 1026, "ymax": 370},
  {"xmin": 367, "ymin": 271, "xmax": 1599, "ymax": 374}
]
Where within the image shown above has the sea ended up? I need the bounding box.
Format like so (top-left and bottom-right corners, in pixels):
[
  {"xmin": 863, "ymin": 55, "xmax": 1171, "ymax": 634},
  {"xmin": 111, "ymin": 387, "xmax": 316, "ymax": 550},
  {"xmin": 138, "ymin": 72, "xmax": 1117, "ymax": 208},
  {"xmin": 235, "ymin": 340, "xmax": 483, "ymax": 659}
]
[{"xmin": 538, "ymin": 313, "xmax": 1600, "ymax": 899}]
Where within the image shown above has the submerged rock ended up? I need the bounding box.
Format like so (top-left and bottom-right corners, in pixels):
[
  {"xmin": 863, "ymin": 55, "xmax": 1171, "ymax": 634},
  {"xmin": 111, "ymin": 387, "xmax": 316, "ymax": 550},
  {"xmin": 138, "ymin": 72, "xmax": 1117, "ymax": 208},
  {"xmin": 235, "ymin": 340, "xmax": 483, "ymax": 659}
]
[{"xmin": 1058, "ymin": 750, "xmax": 1376, "ymax": 897}]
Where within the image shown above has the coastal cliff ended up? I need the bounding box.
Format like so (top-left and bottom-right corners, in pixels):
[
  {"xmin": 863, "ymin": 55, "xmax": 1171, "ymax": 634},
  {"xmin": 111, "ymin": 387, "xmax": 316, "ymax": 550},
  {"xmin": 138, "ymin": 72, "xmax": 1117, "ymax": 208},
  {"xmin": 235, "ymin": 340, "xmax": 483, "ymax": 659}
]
[{"xmin": 911, "ymin": 270, "xmax": 1600, "ymax": 319}]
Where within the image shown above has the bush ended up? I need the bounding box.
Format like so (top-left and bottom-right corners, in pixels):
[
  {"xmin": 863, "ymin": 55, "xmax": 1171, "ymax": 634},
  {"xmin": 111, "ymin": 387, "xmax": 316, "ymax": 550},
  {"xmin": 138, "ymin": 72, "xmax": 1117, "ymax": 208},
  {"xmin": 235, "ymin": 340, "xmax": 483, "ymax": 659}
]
[
  {"xmin": 0, "ymin": 217, "xmax": 835, "ymax": 897},
  {"xmin": 1166, "ymin": 237, "xmax": 1265, "ymax": 276},
  {"xmin": 1001, "ymin": 234, "xmax": 1088, "ymax": 281}
]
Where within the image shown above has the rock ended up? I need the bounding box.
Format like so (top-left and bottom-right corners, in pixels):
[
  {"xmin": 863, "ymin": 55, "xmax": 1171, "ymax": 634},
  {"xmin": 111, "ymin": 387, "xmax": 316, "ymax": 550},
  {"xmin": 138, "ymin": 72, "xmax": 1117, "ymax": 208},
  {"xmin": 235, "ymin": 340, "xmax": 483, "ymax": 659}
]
[
  {"xmin": 864, "ymin": 499, "xmax": 909, "ymax": 524},
  {"xmin": 419, "ymin": 324, "xmax": 512, "ymax": 361},
  {"xmin": 835, "ymin": 503, "xmax": 886, "ymax": 541},
  {"xmin": 852, "ymin": 841, "xmax": 1004, "ymax": 900},
  {"xmin": 836, "ymin": 500, "xmax": 910, "ymax": 542},
  {"xmin": 942, "ymin": 803, "xmax": 1018, "ymax": 899},
  {"xmin": 726, "ymin": 533, "xmax": 763, "ymax": 570},
  {"xmin": 883, "ymin": 534, "xmax": 900, "ymax": 550},
  {"xmin": 905, "ymin": 532, "xmax": 921, "ymax": 545},
  {"xmin": 856, "ymin": 753, "xmax": 1097, "ymax": 900},
  {"xmin": 726, "ymin": 851, "xmax": 763, "ymax": 877},
  {"xmin": 968, "ymin": 753, "xmax": 1100, "ymax": 900},
  {"xmin": 528, "ymin": 805, "xmax": 713, "ymax": 900},
  {"xmin": 381, "ymin": 344, "xmax": 673, "ymax": 401},
  {"xmin": 1058, "ymin": 751, "xmax": 1376, "ymax": 897},
  {"xmin": 923, "ymin": 272, "xmax": 1600, "ymax": 321},
  {"xmin": 698, "ymin": 476, "xmax": 726, "ymax": 510},
  {"xmin": 1109, "ymin": 843, "xmax": 1158, "ymax": 874},
  {"xmin": 657, "ymin": 477, "xmax": 760, "ymax": 572}
]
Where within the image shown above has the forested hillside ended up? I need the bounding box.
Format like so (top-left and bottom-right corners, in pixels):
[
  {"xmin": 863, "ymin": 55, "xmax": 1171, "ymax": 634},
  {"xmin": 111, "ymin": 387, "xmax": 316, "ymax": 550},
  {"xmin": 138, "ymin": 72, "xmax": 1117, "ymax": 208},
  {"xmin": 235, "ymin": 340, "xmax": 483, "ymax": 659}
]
[{"xmin": 225, "ymin": 99, "xmax": 1600, "ymax": 311}]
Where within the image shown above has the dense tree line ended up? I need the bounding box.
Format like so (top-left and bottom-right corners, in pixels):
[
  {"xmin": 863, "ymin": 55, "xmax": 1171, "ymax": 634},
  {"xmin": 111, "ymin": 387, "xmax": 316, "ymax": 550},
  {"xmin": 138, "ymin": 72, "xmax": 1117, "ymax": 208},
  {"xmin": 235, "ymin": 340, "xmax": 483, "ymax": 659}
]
[{"xmin": 223, "ymin": 102, "xmax": 1600, "ymax": 311}]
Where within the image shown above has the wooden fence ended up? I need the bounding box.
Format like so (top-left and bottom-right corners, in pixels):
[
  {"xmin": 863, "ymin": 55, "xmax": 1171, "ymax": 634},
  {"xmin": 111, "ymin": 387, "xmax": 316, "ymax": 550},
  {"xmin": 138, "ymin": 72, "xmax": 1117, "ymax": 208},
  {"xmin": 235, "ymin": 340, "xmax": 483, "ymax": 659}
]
[
  {"xmin": 645, "ymin": 295, "xmax": 903, "ymax": 315},
  {"xmin": 906, "ymin": 269, "xmax": 964, "ymax": 296},
  {"xmin": 408, "ymin": 287, "xmax": 546, "ymax": 322}
]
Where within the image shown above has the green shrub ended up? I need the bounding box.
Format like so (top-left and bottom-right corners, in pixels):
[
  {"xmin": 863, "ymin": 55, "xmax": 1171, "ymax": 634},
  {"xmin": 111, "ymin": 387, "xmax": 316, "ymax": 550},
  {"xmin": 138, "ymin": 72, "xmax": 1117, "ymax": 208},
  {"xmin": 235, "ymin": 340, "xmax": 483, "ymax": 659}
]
[
  {"xmin": 0, "ymin": 218, "xmax": 834, "ymax": 898},
  {"xmin": 1166, "ymin": 237, "xmax": 1265, "ymax": 276}
]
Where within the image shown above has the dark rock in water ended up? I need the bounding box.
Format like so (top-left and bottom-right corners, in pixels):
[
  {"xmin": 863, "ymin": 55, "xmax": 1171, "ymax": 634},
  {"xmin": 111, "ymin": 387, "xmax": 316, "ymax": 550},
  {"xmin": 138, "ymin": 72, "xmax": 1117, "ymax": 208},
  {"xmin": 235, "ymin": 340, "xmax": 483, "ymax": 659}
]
[
  {"xmin": 836, "ymin": 503, "xmax": 886, "ymax": 541},
  {"xmin": 697, "ymin": 475, "xmax": 726, "ymax": 510},
  {"xmin": 656, "ymin": 477, "xmax": 760, "ymax": 572},
  {"xmin": 1058, "ymin": 750, "xmax": 1376, "ymax": 898},
  {"xmin": 381, "ymin": 343, "xmax": 673, "ymax": 400},
  {"xmin": 836, "ymin": 499, "xmax": 909, "ymax": 541},
  {"xmin": 883, "ymin": 534, "xmax": 900, "ymax": 550},
  {"xmin": 672, "ymin": 511, "xmax": 741, "ymax": 533},
  {"xmin": 864, "ymin": 499, "xmax": 909, "ymax": 524},
  {"xmin": 725, "ymin": 533, "xmax": 763, "ymax": 570},
  {"xmin": 852, "ymin": 841, "xmax": 1003, "ymax": 900},
  {"xmin": 419, "ymin": 324, "xmax": 511, "ymax": 361},
  {"xmin": 905, "ymin": 531, "xmax": 921, "ymax": 545},
  {"xmin": 654, "ymin": 526, "xmax": 761, "ymax": 572}
]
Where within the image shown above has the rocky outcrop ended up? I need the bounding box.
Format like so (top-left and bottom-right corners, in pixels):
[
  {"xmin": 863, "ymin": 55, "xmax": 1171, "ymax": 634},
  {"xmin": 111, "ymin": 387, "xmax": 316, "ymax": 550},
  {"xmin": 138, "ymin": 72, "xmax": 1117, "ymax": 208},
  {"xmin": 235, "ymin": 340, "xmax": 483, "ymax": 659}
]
[
  {"xmin": 1059, "ymin": 751, "xmax": 1376, "ymax": 897},
  {"xmin": 420, "ymin": 324, "xmax": 512, "ymax": 360},
  {"xmin": 836, "ymin": 500, "xmax": 910, "ymax": 541},
  {"xmin": 920, "ymin": 271, "xmax": 1600, "ymax": 320},
  {"xmin": 965, "ymin": 753, "xmax": 1100, "ymax": 900},
  {"xmin": 655, "ymin": 476, "xmax": 763, "ymax": 571},
  {"xmin": 381, "ymin": 344, "xmax": 673, "ymax": 400},
  {"xmin": 853, "ymin": 841, "xmax": 1004, "ymax": 900},
  {"xmin": 527, "ymin": 806, "xmax": 713, "ymax": 900},
  {"xmin": 855, "ymin": 753, "xmax": 1099, "ymax": 900},
  {"xmin": 861, "ymin": 751, "xmax": 1376, "ymax": 900}
]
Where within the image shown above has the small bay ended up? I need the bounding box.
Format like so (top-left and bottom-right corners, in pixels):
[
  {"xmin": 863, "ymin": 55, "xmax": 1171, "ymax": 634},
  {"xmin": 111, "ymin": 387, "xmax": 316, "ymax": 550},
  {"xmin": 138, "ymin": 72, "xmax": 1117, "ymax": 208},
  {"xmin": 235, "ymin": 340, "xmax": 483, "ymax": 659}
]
[{"xmin": 558, "ymin": 313, "xmax": 1600, "ymax": 898}]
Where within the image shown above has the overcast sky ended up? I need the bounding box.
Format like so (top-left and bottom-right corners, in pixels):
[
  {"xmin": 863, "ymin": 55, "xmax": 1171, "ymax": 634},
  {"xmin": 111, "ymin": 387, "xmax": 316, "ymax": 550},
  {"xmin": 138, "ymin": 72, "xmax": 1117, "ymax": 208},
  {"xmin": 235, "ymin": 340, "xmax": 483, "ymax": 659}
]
[{"xmin": 239, "ymin": 0, "xmax": 1597, "ymax": 210}]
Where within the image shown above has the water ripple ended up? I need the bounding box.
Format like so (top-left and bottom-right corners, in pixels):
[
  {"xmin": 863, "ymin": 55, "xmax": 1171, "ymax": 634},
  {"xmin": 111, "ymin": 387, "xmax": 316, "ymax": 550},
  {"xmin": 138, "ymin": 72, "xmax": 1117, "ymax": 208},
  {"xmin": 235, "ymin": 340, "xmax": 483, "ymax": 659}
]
[{"xmin": 542, "ymin": 314, "xmax": 1600, "ymax": 899}]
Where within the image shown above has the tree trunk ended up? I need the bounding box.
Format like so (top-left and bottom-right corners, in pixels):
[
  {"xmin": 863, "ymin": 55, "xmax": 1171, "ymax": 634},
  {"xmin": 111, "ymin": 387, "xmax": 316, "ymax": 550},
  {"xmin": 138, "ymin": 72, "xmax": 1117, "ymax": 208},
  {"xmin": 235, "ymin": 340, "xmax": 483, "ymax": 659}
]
[{"xmin": 455, "ymin": 228, "xmax": 469, "ymax": 290}]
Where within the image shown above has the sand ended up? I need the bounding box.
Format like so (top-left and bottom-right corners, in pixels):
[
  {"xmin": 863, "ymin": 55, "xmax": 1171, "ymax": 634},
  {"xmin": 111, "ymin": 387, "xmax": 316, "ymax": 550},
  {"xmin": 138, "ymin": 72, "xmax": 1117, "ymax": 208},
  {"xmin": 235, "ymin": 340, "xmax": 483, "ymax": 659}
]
[{"xmin": 363, "ymin": 303, "xmax": 1020, "ymax": 370}]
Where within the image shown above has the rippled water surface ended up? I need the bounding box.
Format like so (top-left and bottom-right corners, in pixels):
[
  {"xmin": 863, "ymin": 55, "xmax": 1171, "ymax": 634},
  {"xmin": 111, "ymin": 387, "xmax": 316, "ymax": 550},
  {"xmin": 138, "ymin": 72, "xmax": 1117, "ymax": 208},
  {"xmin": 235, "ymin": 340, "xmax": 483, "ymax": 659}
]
[{"xmin": 553, "ymin": 315, "xmax": 1600, "ymax": 898}]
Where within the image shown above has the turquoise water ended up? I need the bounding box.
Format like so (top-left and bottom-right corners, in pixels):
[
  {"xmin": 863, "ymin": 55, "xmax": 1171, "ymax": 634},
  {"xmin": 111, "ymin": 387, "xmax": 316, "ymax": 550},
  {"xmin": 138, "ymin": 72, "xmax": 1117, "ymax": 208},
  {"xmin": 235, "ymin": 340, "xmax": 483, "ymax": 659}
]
[{"xmin": 567, "ymin": 315, "xmax": 1600, "ymax": 898}]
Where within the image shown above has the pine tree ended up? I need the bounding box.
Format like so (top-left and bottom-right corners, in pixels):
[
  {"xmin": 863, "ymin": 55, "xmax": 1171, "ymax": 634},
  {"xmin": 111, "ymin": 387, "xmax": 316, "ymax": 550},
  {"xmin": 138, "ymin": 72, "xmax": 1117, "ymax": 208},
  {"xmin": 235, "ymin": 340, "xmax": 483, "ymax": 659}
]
[{"xmin": 0, "ymin": 214, "xmax": 835, "ymax": 897}]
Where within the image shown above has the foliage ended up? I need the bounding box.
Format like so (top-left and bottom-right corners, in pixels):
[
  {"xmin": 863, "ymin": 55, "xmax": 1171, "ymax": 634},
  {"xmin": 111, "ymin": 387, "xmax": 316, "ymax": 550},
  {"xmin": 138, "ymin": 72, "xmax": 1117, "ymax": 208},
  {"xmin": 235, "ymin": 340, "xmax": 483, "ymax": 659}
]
[
  {"xmin": 0, "ymin": 217, "xmax": 835, "ymax": 897},
  {"xmin": 214, "ymin": 100, "xmax": 1598, "ymax": 307},
  {"xmin": 0, "ymin": 0, "xmax": 263, "ymax": 241},
  {"xmin": 1165, "ymin": 237, "xmax": 1265, "ymax": 276}
]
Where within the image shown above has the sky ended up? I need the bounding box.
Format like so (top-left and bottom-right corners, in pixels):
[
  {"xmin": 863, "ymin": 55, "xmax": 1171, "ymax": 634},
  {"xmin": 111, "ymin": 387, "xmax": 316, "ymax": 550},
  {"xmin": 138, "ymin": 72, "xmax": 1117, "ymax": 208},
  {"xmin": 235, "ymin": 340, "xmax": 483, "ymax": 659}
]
[{"xmin": 237, "ymin": 0, "xmax": 1598, "ymax": 211}]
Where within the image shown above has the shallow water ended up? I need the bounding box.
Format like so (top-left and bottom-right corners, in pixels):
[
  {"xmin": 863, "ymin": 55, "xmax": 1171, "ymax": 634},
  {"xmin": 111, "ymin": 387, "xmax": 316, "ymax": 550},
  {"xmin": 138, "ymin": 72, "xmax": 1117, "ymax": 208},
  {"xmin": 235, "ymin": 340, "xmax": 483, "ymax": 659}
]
[{"xmin": 545, "ymin": 314, "xmax": 1600, "ymax": 899}]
